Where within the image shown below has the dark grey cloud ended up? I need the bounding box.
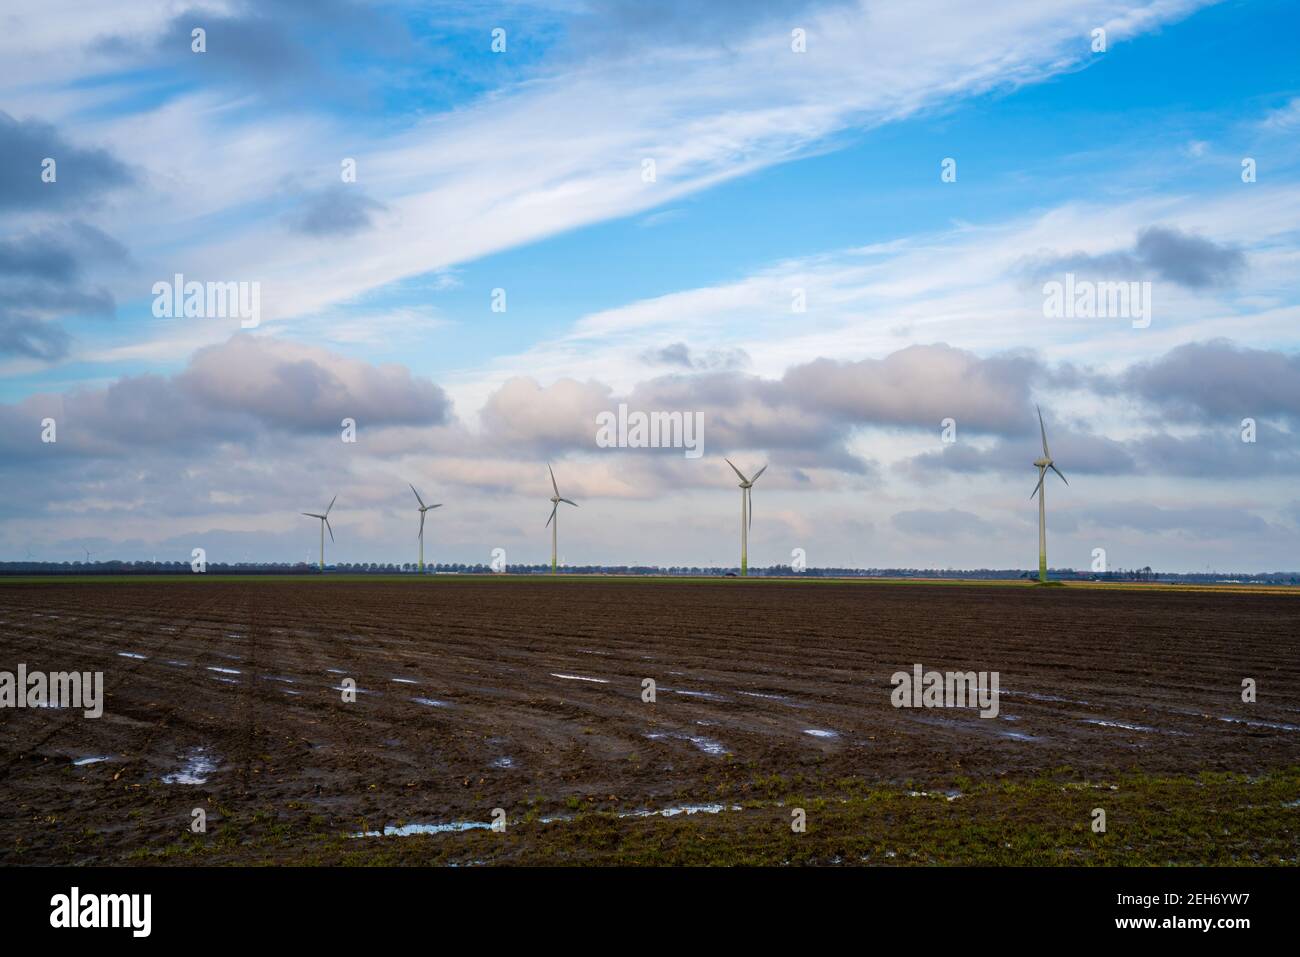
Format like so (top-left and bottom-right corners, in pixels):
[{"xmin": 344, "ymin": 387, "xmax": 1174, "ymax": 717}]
[
  {"xmin": 102, "ymin": 1, "xmax": 412, "ymax": 104},
  {"xmin": 1078, "ymin": 502, "xmax": 1273, "ymax": 539},
  {"xmin": 0, "ymin": 334, "xmax": 453, "ymax": 463},
  {"xmin": 1119, "ymin": 339, "xmax": 1300, "ymax": 422},
  {"xmin": 782, "ymin": 344, "xmax": 1042, "ymax": 435},
  {"xmin": 565, "ymin": 0, "xmax": 831, "ymax": 54},
  {"xmin": 285, "ymin": 186, "xmax": 386, "ymax": 237},
  {"xmin": 0, "ymin": 112, "xmax": 134, "ymax": 212},
  {"xmin": 892, "ymin": 508, "xmax": 994, "ymax": 538},
  {"xmin": 1022, "ymin": 225, "xmax": 1245, "ymax": 289},
  {"xmin": 640, "ymin": 341, "xmax": 750, "ymax": 371},
  {"xmin": 0, "ymin": 223, "xmax": 129, "ymax": 360}
]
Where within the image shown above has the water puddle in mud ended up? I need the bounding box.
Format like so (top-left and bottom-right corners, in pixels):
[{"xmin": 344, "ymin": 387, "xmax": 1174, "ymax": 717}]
[
  {"xmin": 645, "ymin": 731, "xmax": 728, "ymax": 755},
  {"xmin": 117, "ymin": 652, "xmax": 147, "ymax": 660},
  {"xmin": 621, "ymin": 803, "xmax": 740, "ymax": 818},
  {"xmin": 162, "ymin": 747, "xmax": 217, "ymax": 784},
  {"xmin": 669, "ymin": 688, "xmax": 727, "ymax": 701},
  {"xmin": 206, "ymin": 666, "xmax": 241, "ymax": 675},
  {"xmin": 412, "ymin": 697, "xmax": 451, "ymax": 707},
  {"xmin": 550, "ymin": 673, "xmax": 609, "ymax": 683},
  {"xmin": 803, "ymin": 728, "xmax": 838, "ymax": 739},
  {"xmin": 391, "ymin": 678, "xmax": 418, "ymax": 684},
  {"xmin": 1219, "ymin": 716, "xmax": 1300, "ymax": 732},
  {"xmin": 163, "ymin": 660, "xmax": 190, "ymax": 668},
  {"xmin": 355, "ymin": 803, "xmax": 742, "ymax": 837},
  {"xmin": 73, "ymin": 756, "xmax": 111, "ymax": 766},
  {"xmin": 353, "ymin": 820, "xmax": 495, "ymax": 837},
  {"xmin": 490, "ymin": 757, "xmax": 515, "ymax": 769}
]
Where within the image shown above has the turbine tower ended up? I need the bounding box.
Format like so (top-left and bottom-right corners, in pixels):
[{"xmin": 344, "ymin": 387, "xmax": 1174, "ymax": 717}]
[
  {"xmin": 301, "ymin": 495, "xmax": 336, "ymax": 571},
  {"xmin": 545, "ymin": 464, "xmax": 578, "ymax": 575},
  {"xmin": 1030, "ymin": 406, "xmax": 1068, "ymax": 583},
  {"xmin": 410, "ymin": 483, "xmax": 442, "ymax": 573},
  {"xmin": 726, "ymin": 459, "xmax": 767, "ymax": 577}
]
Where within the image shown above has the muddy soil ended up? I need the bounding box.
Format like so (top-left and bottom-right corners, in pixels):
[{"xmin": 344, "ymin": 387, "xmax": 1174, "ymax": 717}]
[{"xmin": 1, "ymin": 578, "xmax": 1297, "ymax": 863}]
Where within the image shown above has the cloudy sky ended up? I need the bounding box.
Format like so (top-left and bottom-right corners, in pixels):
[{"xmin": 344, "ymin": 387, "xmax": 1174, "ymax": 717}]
[{"xmin": 2, "ymin": 0, "xmax": 1298, "ymax": 572}]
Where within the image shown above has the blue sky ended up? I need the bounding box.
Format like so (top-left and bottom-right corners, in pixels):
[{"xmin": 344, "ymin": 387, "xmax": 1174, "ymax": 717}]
[{"xmin": 2, "ymin": 0, "xmax": 1299, "ymax": 571}]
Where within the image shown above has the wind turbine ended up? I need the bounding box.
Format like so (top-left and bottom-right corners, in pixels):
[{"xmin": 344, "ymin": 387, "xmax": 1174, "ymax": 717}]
[
  {"xmin": 725, "ymin": 459, "xmax": 767, "ymax": 577},
  {"xmin": 545, "ymin": 464, "xmax": 578, "ymax": 575},
  {"xmin": 302, "ymin": 495, "xmax": 336, "ymax": 571},
  {"xmin": 1030, "ymin": 406, "xmax": 1068, "ymax": 583},
  {"xmin": 409, "ymin": 484, "xmax": 442, "ymax": 573}
]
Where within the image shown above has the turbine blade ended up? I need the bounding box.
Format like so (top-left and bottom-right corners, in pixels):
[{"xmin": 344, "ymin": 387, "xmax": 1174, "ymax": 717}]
[
  {"xmin": 1037, "ymin": 405, "xmax": 1050, "ymax": 459},
  {"xmin": 1050, "ymin": 463, "xmax": 1069, "ymax": 486},
  {"xmin": 725, "ymin": 458, "xmax": 749, "ymax": 484},
  {"xmin": 560, "ymin": 498, "xmax": 578, "ymax": 507},
  {"xmin": 546, "ymin": 503, "xmax": 557, "ymax": 528},
  {"xmin": 302, "ymin": 512, "xmax": 322, "ymax": 518},
  {"xmin": 1030, "ymin": 472, "xmax": 1045, "ymax": 499},
  {"xmin": 430, "ymin": 503, "xmax": 442, "ymax": 510},
  {"xmin": 410, "ymin": 483, "xmax": 425, "ymax": 508},
  {"xmin": 326, "ymin": 494, "xmax": 337, "ymax": 516},
  {"xmin": 548, "ymin": 463, "xmax": 559, "ymax": 497},
  {"xmin": 750, "ymin": 464, "xmax": 767, "ymax": 483},
  {"xmin": 325, "ymin": 518, "xmax": 335, "ymax": 543}
]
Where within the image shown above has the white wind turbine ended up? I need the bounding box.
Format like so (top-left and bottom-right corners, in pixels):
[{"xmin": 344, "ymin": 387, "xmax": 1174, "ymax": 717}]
[
  {"xmin": 301, "ymin": 495, "xmax": 336, "ymax": 571},
  {"xmin": 545, "ymin": 464, "xmax": 578, "ymax": 575},
  {"xmin": 1030, "ymin": 406, "xmax": 1068, "ymax": 584},
  {"xmin": 726, "ymin": 459, "xmax": 767, "ymax": 577},
  {"xmin": 409, "ymin": 483, "xmax": 442, "ymax": 573}
]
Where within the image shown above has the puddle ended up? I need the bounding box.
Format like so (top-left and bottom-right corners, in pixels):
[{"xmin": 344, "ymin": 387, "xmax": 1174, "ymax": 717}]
[
  {"xmin": 211, "ymin": 676, "xmax": 238, "ymax": 684},
  {"xmin": 550, "ymin": 673, "xmax": 609, "ymax": 684},
  {"xmin": 1218, "ymin": 716, "xmax": 1300, "ymax": 732},
  {"xmin": 163, "ymin": 660, "xmax": 191, "ymax": 668},
  {"xmin": 1083, "ymin": 719, "xmax": 1158, "ymax": 733},
  {"xmin": 259, "ymin": 675, "xmax": 296, "ymax": 684},
  {"xmin": 490, "ymin": 757, "xmax": 515, "ymax": 769},
  {"xmin": 803, "ymin": 729, "xmax": 838, "ymax": 739},
  {"xmin": 331, "ymin": 685, "xmax": 374, "ymax": 695},
  {"xmin": 669, "ymin": 688, "xmax": 727, "ymax": 701},
  {"xmin": 1002, "ymin": 689, "xmax": 1094, "ymax": 706},
  {"xmin": 206, "ymin": 666, "xmax": 241, "ymax": 675},
  {"xmin": 412, "ymin": 697, "xmax": 451, "ymax": 707},
  {"xmin": 162, "ymin": 747, "xmax": 217, "ymax": 785},
  {"xmin": 645, "ymin": 731, "xmax": 728, "ymax": 755},
  {"xmin": 621, "ymin": 803, "xmax": 740, "ymax": 819},
  {"xmin": 352, "ymin": 820, "xmax": 495, "ymax": 838},
  {"xmin": 1000, "ymin": 730, "xmax": 1037, "ymax": 741},
  {"xmin": 325, "ymin": 668, "xmax": 347, "ymax": 675},
  {"xmin": 391, "ymin": 678, "xmax": 418, "ymax": 685},
  {"xmin": 73, "ymin": 756, "xmax": 111, "ymax": 767},
  {"xmin": 282, "ymin": 689, "xmax": 302, "ymax": 696},
  {"xmin": 117, "ymin": 652, "xmax": 147, "ymax": 660},
  {"xmin": 738, "ymin": 691, "xmax": 791, "ymax": 702}
]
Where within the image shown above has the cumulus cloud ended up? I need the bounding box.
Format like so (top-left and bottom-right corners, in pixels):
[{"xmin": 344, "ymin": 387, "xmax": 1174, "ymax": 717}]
[
  {"xmin": 0, "ymin": 335, "xmax": 453, "ymax": 462},
  {"xmin": 1119, "ymin": 339, "xmax": 1300, "ymax": 422},
  {"xmin": 782, "ymin": 344, "xmax": 1042, "ymax": 434}
]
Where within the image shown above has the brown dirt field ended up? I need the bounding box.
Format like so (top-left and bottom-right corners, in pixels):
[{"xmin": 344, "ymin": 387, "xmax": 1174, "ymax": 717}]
[{"xmin": 1, "ymin": 578, "xmax": 1298, "ymax": 865}]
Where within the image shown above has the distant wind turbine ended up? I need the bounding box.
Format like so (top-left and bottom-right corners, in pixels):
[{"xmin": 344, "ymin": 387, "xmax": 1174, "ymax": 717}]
[
  {"xmin": 301, "ymin": 495, "xmax": 337, "ymax": 571},
  {"xmin": 726, "ymin": 459, "xmax": 767, "ymax": 577},
  {"xmin": 409, "ymin": 483, "xmax": 442, "ymax": 573},
  {"xmin": 1030, "ymin": 406, "xmax": 1068, "ymax": 584},
  {"xmin": 545, "ymin": 464, "xmax": 578, "ymax": 575}
]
